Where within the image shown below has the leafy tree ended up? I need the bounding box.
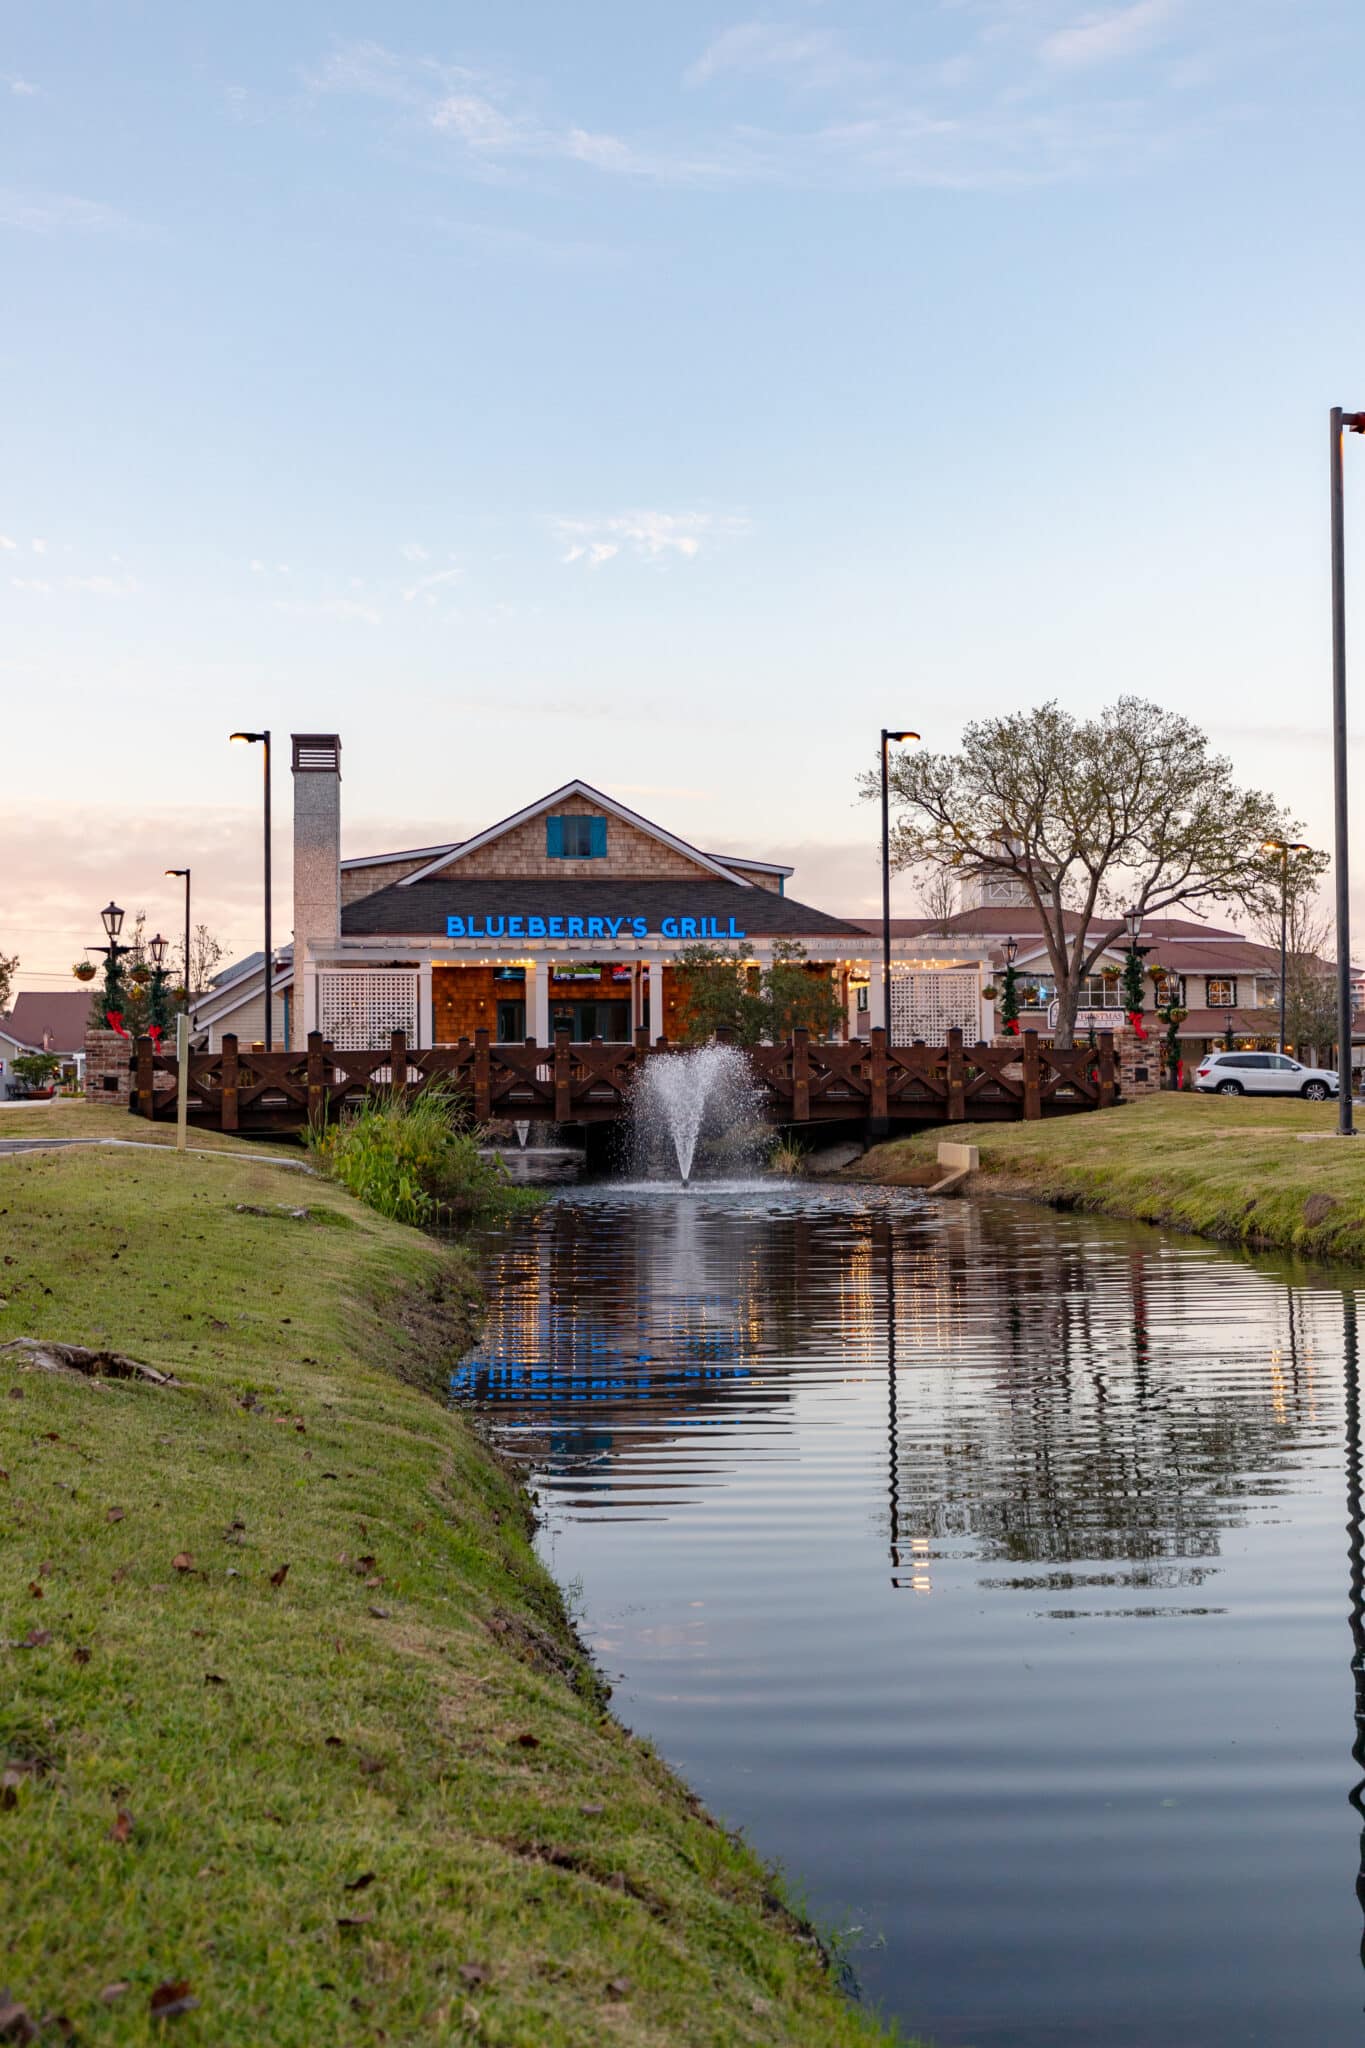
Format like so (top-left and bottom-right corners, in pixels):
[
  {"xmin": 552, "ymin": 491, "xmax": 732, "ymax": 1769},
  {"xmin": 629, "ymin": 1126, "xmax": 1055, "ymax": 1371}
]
[
  {"xmin": 179, "ymin": 923, "xmax": 225, "ymax": 1000},
  {"xmin": 0, "ymin": 948, "xmax": 16, "ymax": 1017},
  {"xmin": 672, "ymin": 942, "xmax": 843, "ymax": 1047},
  {"xmin": 864, "ymin": 697, "xmax": 1289, "ymax": 1048},
  {"xmin": 12, "ymin": 1051, "xmax": 59, "ymax": 1090}
]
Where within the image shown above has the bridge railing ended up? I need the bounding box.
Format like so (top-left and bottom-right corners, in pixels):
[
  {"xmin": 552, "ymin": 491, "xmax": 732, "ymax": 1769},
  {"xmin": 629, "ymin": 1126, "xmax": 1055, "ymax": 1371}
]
[{"xmin": 131, "ymin": 1024, "xmax": 1116, "ymax": 1133}]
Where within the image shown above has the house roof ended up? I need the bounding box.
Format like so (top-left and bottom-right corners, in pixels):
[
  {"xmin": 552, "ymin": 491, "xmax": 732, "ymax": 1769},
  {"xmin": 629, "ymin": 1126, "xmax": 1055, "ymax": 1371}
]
[
  {"xmin": 850, "ymin": 909, "xmax": 1245, "ymax": 942},
  {"xmin": 343, "ymin": 876, "xmax": 862, "ymax": 940},
  {"xmin": 3, "ymin": 990, "xmax": 92, "ymax": 1054},
  {"xmin": 395, "ymin": 781, "xmax": 754, "ymax": 889}
]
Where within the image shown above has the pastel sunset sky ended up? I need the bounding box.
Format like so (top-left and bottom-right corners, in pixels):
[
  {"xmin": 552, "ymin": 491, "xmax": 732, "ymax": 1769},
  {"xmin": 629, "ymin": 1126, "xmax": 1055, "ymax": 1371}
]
[{"xmin": 4, "ymin": 1, "xmax": 1365, "ymax": 987}]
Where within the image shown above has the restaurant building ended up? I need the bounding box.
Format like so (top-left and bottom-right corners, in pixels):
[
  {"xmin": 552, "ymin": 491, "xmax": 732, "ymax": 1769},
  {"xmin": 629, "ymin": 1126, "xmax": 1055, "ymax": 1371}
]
[{"xmin": 193, "ymin": 734, "xmax": 991, "ymax": 1052}]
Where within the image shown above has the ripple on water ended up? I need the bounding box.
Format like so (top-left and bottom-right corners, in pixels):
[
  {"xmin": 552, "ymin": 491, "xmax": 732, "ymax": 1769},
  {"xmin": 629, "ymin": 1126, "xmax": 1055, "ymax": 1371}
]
[{"xmin": 455, "ymin": 1183, "xmax": 1364, "ymax": 2048}]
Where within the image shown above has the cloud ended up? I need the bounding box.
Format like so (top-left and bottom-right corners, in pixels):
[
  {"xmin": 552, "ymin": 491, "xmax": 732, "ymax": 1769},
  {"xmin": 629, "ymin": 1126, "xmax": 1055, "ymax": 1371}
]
[
  {"xmin": 273, "ymin": 597, "xmax": 381, "ymax": 627},
  {"xmin": 399, "ymin": 541, "xmax": 429, "ymax": 563},
  {"xmin": 64, "ymin": 574, "xmax": 139, "ymax": 596},
  {"xmin": 0, "ymin": 188, "xmax": 143, "ymax": 234},
  {"xmin": 553, "ymin": 510, "xmax": 752, "ymax": 566},
  {"xmin": 683, "ymin": 22, "xmax": 881, "ymax": 93},
  {"xmin": 8, "ymin": 77, "xmax": 38, "ymax": 97},
  {"xmin": 0, "ymin": 536, "xmax": 16, "ymax": 550},
  {"xmin": 401, "ymin": 566, "xmax": 462, "ymax": 602},
  {"xmin": 1042, "ymin": 0, "xmax": 1180, "ymax": 69}
]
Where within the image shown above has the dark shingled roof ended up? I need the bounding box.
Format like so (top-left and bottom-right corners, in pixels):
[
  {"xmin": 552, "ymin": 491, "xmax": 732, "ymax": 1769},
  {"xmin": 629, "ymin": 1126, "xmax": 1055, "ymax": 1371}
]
[{"xmin": 343, "ymin": 877, "xmax": 863, "ymax": 940}]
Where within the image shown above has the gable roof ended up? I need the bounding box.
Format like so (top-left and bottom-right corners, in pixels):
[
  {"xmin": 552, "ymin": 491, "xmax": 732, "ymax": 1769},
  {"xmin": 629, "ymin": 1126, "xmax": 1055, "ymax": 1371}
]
[
  {"xmin": 344, "ymin": 876, "xmax": 861, "ymax": 939},
  {"xmin": 4, "ymin": 990, "xmax": 92, "ymax": 1053},
  {"xmin": 848, "ymin": 909, "xmax": 1245, "ymax": 942},
  {"xmin": 396, "ymin": 781, "xmax": 751, "ymax": 888}
]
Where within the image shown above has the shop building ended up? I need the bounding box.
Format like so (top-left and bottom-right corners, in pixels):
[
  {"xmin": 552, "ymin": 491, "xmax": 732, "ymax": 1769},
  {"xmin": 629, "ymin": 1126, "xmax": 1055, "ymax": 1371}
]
[{"xmin": 194, "ymin": 735, "xmax": 993, "ymax": 1053}]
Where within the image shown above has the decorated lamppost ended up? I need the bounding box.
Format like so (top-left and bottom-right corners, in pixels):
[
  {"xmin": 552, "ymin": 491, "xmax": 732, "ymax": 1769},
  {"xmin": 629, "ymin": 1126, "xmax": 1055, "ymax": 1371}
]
[
  {"xmin": 1149, "ymin": 965, "xmax": 1188, "ymax": 1089},
  {"xmin": 147, "ymin": 932, "xmax": 172, "ymax": 1044},
  {"xmin": 1122, "ymin": 906, "xmax": 1149, "ymax": 1042},
  {"xmin": 88, "ymin": 900, "xmax": 134, "ymax": 1038},
  {"xmin": 999, "ymin": 935, "xmax": 1021, "ymax": 1036}
]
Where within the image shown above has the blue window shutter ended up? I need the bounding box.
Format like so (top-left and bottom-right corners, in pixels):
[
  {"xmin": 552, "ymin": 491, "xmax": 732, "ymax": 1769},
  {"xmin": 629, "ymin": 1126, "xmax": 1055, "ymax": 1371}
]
[
  {"xmin": 589, "ymin": 815, "xmax": 607, "ymax": 858},
  {"xmin": 546, "ymin": 815, "xmax": 564, "ymax": 857}
]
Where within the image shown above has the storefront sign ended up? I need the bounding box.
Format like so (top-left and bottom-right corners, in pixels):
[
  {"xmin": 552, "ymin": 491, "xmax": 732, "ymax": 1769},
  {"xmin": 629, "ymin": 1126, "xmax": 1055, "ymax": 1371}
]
[{"xmin": 444, "ymin": 912, "xmax": 746, "ymax": 942}]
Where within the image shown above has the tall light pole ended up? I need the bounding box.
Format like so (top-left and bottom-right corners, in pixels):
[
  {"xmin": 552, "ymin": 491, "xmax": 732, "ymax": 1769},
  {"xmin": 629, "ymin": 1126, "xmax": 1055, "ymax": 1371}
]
[
  {"xmin": 880, "ymin": 729, "xmax": 920, "ymax": 1053},
  {"xmin": 1261, "ymin": 840, "xmax": 1313, "ymax": 1056},
  {"xmin": 230, "ymin": 731, "xmax": 273, "ymax": 1050},
  {"xmin": 165, "ymin": 868, "xmax": 190, "ymax": 1013},
  {"xmin": 1331, "ymin": 410, "xmax": 1365, "ymax": 1133}
]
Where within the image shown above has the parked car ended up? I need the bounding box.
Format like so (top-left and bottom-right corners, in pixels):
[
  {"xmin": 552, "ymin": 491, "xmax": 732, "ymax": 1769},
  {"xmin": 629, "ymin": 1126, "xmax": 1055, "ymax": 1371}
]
[{"xmin": 1194, "ymin": 1050, "xmax": 1338, "ymax": 1099}]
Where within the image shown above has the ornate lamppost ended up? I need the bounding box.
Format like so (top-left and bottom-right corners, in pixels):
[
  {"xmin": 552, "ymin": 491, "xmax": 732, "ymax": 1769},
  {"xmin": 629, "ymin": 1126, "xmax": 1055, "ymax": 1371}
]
[
  {"xmin": 88, "ymin": 901, "xmax": 134, "ymax": 1036},
  {"xmin": 999, "ymin": 935, "xmax": 1021, "ymax": 1036},
  {"xmin": 1122, "ymin": 906, "xmax": 1149, "ymax": 1041},
  {"xmin": 147, "ymin": 933, "xmax": 172, "ymax": 1043}
]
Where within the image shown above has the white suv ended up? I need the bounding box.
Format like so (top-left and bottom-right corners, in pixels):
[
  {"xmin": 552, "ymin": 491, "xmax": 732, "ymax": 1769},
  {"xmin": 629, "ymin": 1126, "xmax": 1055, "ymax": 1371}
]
[{"xmin": 1195, "ymin": 1050, "xmax": 1338, "ymax": 1100}]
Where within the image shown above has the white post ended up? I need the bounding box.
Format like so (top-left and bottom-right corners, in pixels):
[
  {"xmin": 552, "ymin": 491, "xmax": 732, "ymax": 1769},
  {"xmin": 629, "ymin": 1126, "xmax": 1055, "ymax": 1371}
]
[
  {"xmin": 175, "ymin": 1012, "xmax": 189, "ymax": 1153},
  {"xmin": 532, "ymin": 962, "xmax": 550, "ymax": 1044},
  {"xmin": 869, "ymin": 969, "xmax": 889, "ymax": 1035},
  {"xmin": 649, "ymin": 958, "xmax": 665, "ymax": 1042},
  {"xmin": 418, "ymin": 961, "xmax": 434, "ymax": 1047}
]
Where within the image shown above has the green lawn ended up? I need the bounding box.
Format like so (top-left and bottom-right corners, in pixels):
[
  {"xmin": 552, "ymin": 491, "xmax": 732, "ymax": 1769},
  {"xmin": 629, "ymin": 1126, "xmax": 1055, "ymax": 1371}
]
[
  {"xmin": 0, "ymin": 1147, "xmax": 900, "ymax": 2046},
  {"xmin": 854, "ymin": 1089, "xmax": 1365, "ymax": 1261},
  {"xmin": 0, "ymin": 1097, "xmax": 272, "ymax": 1152}
]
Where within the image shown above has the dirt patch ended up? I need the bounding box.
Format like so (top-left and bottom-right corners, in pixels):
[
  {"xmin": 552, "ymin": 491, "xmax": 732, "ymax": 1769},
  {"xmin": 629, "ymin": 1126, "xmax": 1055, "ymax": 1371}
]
[
  {"xmin": 1304, "ymin": 1192, "xmax": 1339, "ymax": 1229},
  {"xmin": 0, "ymin": 1338, "xmax": 178, "ymax": 1387}
]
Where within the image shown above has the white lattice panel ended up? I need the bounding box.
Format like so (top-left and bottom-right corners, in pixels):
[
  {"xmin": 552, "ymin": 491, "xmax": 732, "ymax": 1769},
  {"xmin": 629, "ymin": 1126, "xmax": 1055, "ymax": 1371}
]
[
  {"xmin": 318, "ymin": 971, "xmax": 419, "ymax": 1050},
  {"xmin": 890, "ymin": 970, "xmax": 981, "ymax": 1047}
]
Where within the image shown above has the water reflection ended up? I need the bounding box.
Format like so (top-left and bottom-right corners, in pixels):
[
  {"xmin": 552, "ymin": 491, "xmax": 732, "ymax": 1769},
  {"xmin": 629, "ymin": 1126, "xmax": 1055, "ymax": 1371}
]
[{"xmin": 459, "ymin": 1186, "xmax": 1360, "ymax": 2045}]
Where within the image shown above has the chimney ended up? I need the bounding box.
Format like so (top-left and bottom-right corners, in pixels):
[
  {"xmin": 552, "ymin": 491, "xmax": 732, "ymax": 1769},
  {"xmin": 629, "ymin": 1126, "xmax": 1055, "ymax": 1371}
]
[{"xmin": 292, "ymin": 734, "xmax": 341, "ymax": 1040}]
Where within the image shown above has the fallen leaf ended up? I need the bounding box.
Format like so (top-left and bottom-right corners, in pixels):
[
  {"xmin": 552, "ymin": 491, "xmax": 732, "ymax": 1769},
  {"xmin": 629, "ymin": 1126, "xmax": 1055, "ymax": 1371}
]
[
  {"xmin": 171, "ymin": 1553, "xmax": 194, "ymax": 1573},
  {"xmin": 343, "ymin": 1872, "xmax": 376, "ymax": 1893},
  {"xmin": 109, "ymin": 1808, "xmax": 133, "ymax": 1844},
  {"xmin": 204, "ymin": 1673, "xmax": 226, "ymax": 1687},
  {"xmin": 367, "ymin": 1607, "xmax": 390, "ymax": 1620},
  {"xmin": 324, "ymin": 1735, "xmax": 343, "ymax": 1749},
  {"xmin": 606, "ymin": 1976, "xmax": 633, "ymax": 2000},
  {"xmin": 105, "ymin": 1507, "xmax": 125, "ymax": 1524},
  {"xmin": 357, "ymin": 1755, "xmax": 383, "ymax": 1776},
  {"xmin": 0, "ymin": 1471, "xmax": 8, "ymax": 1484},
  {"xmin": 580, "ymin": 1803, "xmax": 605, "ymax": 1816},
  {"xmin": 18, "ymin": 1630, "xmax": 50, "ymax": 1649},
  {"xmin": 336, "ymin": 1913, "xmax": 374, "ymax": 1929},
  {"xmin": 99, "ymin": 1983, "xmax": 129, "ymax": 2003},
  {"xmin": 110, "ymin": 1567, "xmax": 128, "ymax": 1584},
  {"xmin": 0, "ymin": 1991, "xmax": 36, "ymax": 2041},
  {"xmin": 513, "ymin": 1733, "xmax": 540, "ymax": 1750},
  {"xmin": 458, "ymin": 1964, "xmax": 487, "ymax": 1987},
  {"xmin": 27, "ymin": 1585, "xmax": 42, "ymax": 1601},
  {"xmin": 72, "ymin": 1647, "xmax": 91, "ymax": 1665},
  {"xmin": 148, "ymin": 1979, "xmax": 198, "ymax": 2020},
  {"xmin": 36, "ymin": 1562, "xmax": 52, "ymax": 1578},
  {"xmin": 269, "ymin": 1563, "xmax": 290, "ymax": 1588}
]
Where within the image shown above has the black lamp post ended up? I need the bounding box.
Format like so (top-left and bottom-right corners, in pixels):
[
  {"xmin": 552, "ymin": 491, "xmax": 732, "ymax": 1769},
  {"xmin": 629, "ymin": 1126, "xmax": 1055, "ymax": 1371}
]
[
  {"xmin": 147, "ymin": 932, "xmax": 171, "ymax": 1036},
  {"xmin": 999, "ymin": 934, "xmax": 1020, "ymax": 1036},
  {"xmin": 1262, "ymin": 839, "xmax": 1314, "ymax": 1056},
  {"xmin": 94, "ymin": 900, "xmax": 133, "ymax": 1026},
  {"xmin": 1331, "ymin": 409, "xmax": 1365, "ymax": 1131},
  {"xmin": 230, "ymin": 731, "xmax": 273, "ymax": 1049},
  {"xmin": 165, "ymin": 867, "xmax": 191, "ymax": 1011},
  {"xmin": 879, "ymin": 728, "xmax": 920, "ymax": 1052}
]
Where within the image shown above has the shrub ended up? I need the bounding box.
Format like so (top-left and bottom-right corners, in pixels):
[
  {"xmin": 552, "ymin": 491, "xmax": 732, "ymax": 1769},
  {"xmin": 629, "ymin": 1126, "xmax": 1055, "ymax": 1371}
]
[{"xmin": 306, "ymin": 1082, "xmax": 513, "ymax": 1228}]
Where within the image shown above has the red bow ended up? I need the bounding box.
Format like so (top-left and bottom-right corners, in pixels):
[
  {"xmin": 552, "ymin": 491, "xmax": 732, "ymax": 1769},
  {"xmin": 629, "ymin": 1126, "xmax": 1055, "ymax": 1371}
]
[
  {"xmin": 1127, "ymin": 1009, "xmax": 1148, "ymax": 1041},
  {"xmin": 105, "ymin": 1010, "xmax": 129, "ymax": 1039},
  {"xmin": 149, "ymin": 1025, "xmax": 163, "ymax": 1050},
  {"xmin": 1003, "ymin": 1017, "xmax": 1020, "ymax": 1036}
]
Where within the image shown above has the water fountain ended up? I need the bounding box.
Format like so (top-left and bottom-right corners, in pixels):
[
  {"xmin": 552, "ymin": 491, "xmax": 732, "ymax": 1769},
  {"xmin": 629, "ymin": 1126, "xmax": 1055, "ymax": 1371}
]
[{"xmin": 628, "ymin": 1044, "xmax": 766, "ymax": 1182}]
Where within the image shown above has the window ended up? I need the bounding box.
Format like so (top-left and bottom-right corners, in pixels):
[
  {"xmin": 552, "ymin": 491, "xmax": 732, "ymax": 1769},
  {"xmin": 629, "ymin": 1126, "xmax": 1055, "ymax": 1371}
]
[
  {"xmin": 1152, "ymin": 974, "xmax": 1186, "ymax": 1008},
  {"xmin": 1078, "ymin": 974, "xmax": 1124, "ymax": 1010},
  {"xmin": 1206, "ymin": 978, "xmax": 1237, "ymax": 1008},
  {"xmin": 547, "ymin": 814, "xmax": 607, "ymax": 859}
]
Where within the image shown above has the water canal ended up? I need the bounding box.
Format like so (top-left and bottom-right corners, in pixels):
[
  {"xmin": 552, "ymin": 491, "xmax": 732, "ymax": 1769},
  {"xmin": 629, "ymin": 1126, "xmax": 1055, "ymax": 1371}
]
[{"xmin": 455, "ymin": 1182, "xmax": 1365, "ymax": 2045}]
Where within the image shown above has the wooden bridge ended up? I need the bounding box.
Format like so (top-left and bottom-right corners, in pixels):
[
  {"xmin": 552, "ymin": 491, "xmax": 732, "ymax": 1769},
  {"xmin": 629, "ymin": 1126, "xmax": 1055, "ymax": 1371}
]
[{"xmin": 131, "ymin": 1026, "xmax": 1119, "ymax": 1135}]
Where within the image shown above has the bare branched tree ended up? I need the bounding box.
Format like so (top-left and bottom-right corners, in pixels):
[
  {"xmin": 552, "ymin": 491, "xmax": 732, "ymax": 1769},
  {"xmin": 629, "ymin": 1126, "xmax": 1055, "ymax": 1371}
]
[
  {"xmin": 0, "ymin": 948, "xmax": 17, "ymax": 1016},
  {"xmin": 1243, "ymin": 850, "xmax": 1336, "ymax": 1057},
  {"xmin": 861, "ymin": 697, "xmax": 1290, "ymax": 1047},
  {"xmin": 914, "ymin": 867, "xmax": 959, "ymax": 934}
]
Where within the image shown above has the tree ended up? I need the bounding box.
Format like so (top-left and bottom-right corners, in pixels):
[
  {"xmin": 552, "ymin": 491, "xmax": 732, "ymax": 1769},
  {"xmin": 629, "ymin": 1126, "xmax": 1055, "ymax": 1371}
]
[
  {"xmin": 864, "ymin": 697, "xmax": 1289, "ymax": 1048},
  {"xmin": 1241, "ymin": 848, "xmax": 1337, "ymax": 1058},
  {"xmin": 0, "ymin": 948, "xmax": 17, "ymax": 1017},
  {"xmin": 672, "ymin": 942, "xmax": 843, "ymax": 1047},
  {"xmin": 12, "ymin": 1051, "xmax": 59, "ymax": 1091},
  {"xmin": 914, "ymin": 867, "xmax": 959, "ymax": 933},
  {"xmin": 180, "ymin": 923, "xmax": 225, "ymax": 1001}
]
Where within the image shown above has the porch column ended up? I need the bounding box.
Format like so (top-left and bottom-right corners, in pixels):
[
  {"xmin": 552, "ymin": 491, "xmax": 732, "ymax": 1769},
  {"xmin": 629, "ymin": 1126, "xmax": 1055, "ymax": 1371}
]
[
  {"xmin": 869, "ymin": 968, "xmax": 889, "ymax": 1035},
  {"xmin": 531, "ymin": 961, "xmax": 551, "ymax": 1045},
  {"xmin": 417, "ymin": 961, "xmax": 434, "ymax": 1048},
  {"xmin": 649, "ymin": 958, "xmax": 665, "ymax": 1041}
]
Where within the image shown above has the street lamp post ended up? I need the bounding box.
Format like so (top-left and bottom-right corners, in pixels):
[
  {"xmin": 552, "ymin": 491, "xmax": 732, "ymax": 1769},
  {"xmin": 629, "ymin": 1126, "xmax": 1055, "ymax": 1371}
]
[
  {"xmin": 879, "ymin": 729, "xmax": 920, "ymax": 1055},
  {"xmin": 147, "ymin": 932, "xmax": 171, "ymax": 1036},
  {"xmin": 1331, "ymin": 409, "xmax": 1365, "ymax": 1133},
  {"xmin": 165, "ymin": 868, "xmax": 190, "ymax": 1012},
  {"xmin": 230, "ymin": 731, "xmax": 273, "ymax": 1050},
  {"xmin": 93, "ymin": 901, "xmax": 133, "ymax": 1032},
  {"xmin": 1261, "ymin": 840, "xmax": 1313, "ymax": 1056}
]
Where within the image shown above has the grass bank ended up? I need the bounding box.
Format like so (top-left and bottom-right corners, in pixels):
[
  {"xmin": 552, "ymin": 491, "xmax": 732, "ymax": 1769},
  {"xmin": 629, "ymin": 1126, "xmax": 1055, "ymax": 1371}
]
[
  {"xmin": 851, "ymin": 1091, "xmax": 1365, "ymax": 1262},
  {"xmin": 0, "ymin": 1146, "xmax": 898, "ymax": 2046}
]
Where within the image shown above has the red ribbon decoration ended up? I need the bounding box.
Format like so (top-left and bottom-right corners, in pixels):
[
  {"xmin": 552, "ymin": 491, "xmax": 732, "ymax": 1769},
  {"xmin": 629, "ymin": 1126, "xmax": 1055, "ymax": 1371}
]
[
  {"xmin": 1003, "ymin": 1017, "xmax": 1020, "ymax": 1036},
  {"xmin": 105, "ymin": 1010, "xmax": 129, "ymax": 1039},
  {"xmin": 1176, "ymin": 1058, "xmax": 1184, "ymax": 1090},
  {"xmin": 148, "ymin": 1025, "xmax": 163, "ymax": 1051},
  {"xmin": 1126, "ymin": 1009, "xmax": 1148, "ymax": 1041}
]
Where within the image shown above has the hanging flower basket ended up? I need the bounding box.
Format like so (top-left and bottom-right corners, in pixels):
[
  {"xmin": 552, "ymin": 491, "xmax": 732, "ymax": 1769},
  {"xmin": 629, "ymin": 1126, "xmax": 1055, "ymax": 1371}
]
[
  {"xmin": 72, "ymin": 961, "xmax": 97, "ymax": 982},
  {"xmin": 981, "ymin": 984, "xmax": 999, "ymax": 1001},
  {"xmin": 171, "ymin": 985, "xmax": 188, "ymax": 1004},
  {"xmin": 129, "ymin": 963, "xmax": 152, "ymax": 985},
  {"xmin": 1021, "ymin": 987, "xmax": 1040, "ymax": 1006},
  {"xmin": 1100, "ymin": 964, "xmax": 1121, "ymax": 981},
  {"xmin": 1145, "ymin": 960, "xmax": 1166, "ymax": 980}
]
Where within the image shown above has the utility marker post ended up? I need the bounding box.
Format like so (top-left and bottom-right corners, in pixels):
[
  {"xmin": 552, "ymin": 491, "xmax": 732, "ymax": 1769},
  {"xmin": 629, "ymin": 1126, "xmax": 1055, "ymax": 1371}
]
[{"xmin": 175, "ymin": 1012, "xmax": 189, "ymax": 1152}]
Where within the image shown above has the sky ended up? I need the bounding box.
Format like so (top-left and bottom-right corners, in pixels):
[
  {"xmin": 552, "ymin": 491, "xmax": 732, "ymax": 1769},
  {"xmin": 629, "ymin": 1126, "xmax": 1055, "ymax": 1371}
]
[{"xmin": 5, "ymin": 0, "xmax": 1365, "ymax": 987}]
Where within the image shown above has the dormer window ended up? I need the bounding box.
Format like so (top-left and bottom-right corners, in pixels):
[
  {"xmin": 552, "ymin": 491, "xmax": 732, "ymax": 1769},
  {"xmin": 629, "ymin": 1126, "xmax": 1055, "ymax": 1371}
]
[{"xmin": 547, "ymin": 815, "xmax": 607, "ymax": 858}]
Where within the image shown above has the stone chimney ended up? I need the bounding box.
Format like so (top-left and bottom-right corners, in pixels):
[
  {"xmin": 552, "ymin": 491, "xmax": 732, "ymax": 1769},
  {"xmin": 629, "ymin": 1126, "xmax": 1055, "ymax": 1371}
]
[{"xmin": 291, "ymin": 733, "xmax": 341, "ymax": 1042}]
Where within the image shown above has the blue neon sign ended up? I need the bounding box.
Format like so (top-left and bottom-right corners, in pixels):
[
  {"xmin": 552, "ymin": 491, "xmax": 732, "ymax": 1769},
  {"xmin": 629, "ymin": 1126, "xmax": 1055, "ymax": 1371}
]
[{"xmin": 444, "ymin": 912, "xmax": 746, "ymax": 942}]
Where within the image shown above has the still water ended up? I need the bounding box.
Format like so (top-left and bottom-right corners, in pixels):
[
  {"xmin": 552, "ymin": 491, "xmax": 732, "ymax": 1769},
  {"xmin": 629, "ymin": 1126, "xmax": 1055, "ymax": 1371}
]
[{"xmin": 454, "ymin": 1182, "xmax": 1365, "ymax": 2046}]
